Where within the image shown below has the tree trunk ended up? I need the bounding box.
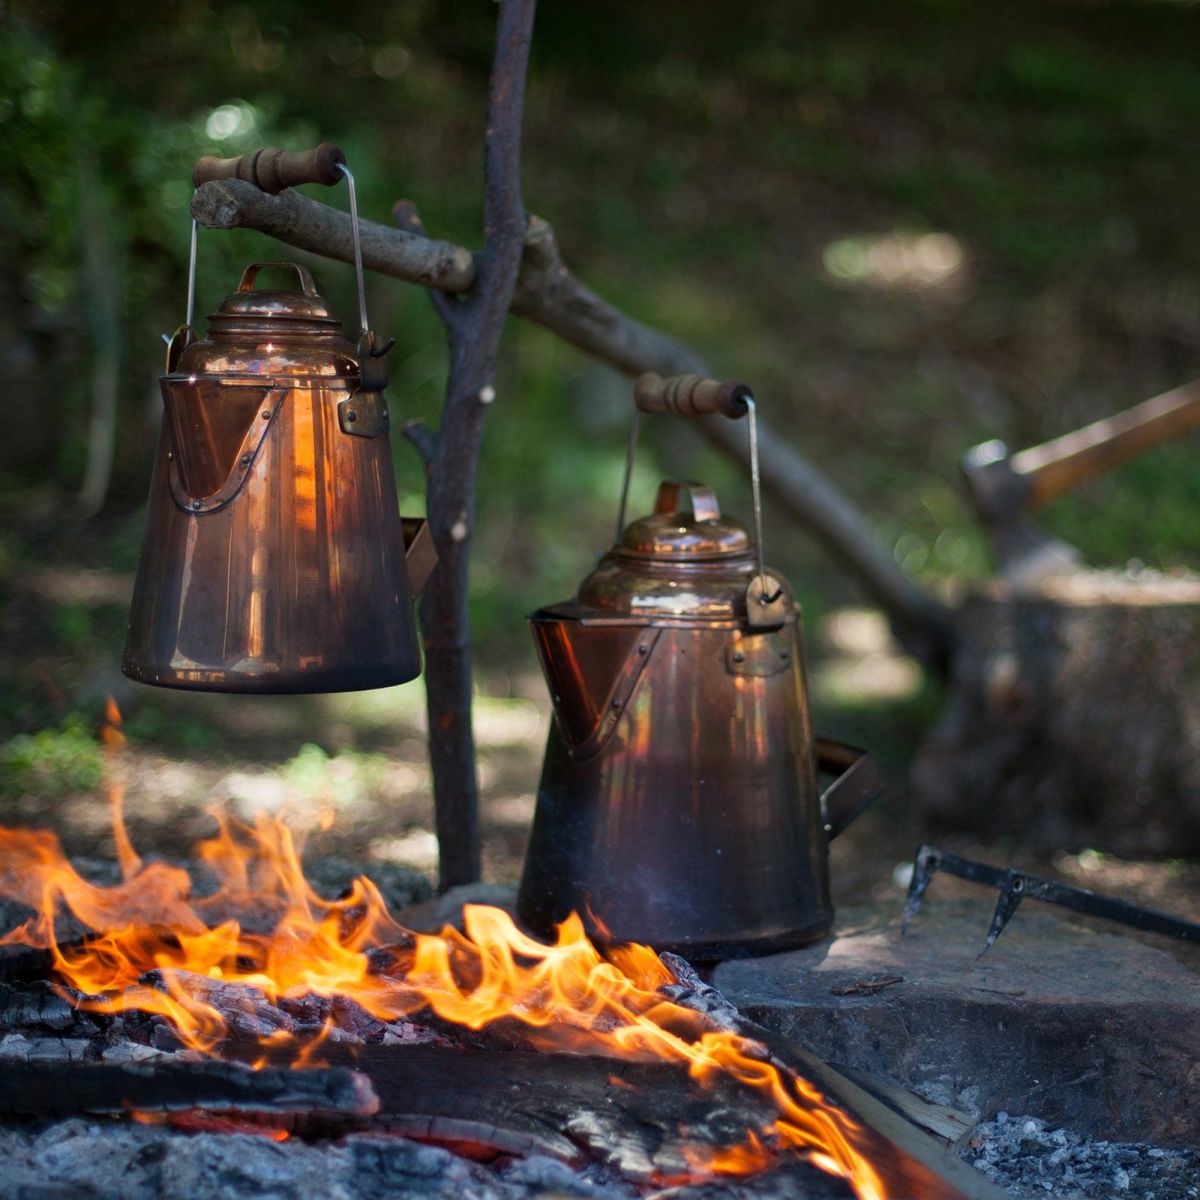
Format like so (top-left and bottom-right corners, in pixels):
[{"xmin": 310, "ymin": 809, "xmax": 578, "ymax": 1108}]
[
  {"xmin": 416, "ymin": 0, "xmax": 536, "ymax": 889},
  {"xmin": 914, "ymin": 571, "xmax": 1200, "ymax": 855},
  {"xmin": 77, "ymin": 144, "xmax": 122, "ymax": 518}
]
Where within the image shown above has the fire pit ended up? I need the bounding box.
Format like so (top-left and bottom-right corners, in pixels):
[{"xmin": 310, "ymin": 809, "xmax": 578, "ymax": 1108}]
[{"xmin": 0, "ymin": 792, "xmax": 1022, "ymax": 1200}]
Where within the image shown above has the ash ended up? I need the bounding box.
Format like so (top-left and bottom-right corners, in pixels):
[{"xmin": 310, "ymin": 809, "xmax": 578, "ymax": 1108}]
[
  {"xmin": 0, "ymin": 1118, "xmax": 632, "ymax": 1200},
  {"xmin": 0, "ymin": 1118, "xmax": 846, "ymax": 1200},
  {"xmin": 961, "ymin": 1113, "xmax": 1200, "ymax": 1200}
]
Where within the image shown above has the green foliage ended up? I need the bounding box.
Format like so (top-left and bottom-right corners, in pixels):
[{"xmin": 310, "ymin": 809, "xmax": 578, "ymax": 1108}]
[
  {"xmin": 121, "ymin": 704, "xmax": 219, "ymax": 754},
  {"xmin": 2, "ymin": 0, "xmax": 1199, "ymax": 747},
  {"xmin": 279, "ymin": 742, "xmax": 392, "ymax": 810},
  {"xmin": 0, "ymin": 715, "xmax": 104, "ymax": 799}
]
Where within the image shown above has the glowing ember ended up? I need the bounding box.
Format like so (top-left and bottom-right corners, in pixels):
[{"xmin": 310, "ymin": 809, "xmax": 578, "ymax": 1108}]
[{"xmin": 0, "ymin": 709, "xmax": 885, "ymax": 1199}]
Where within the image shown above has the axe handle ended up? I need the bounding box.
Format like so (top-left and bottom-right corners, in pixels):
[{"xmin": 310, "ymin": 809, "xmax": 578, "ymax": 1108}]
[{"xmin": 1013, "ymin": 378, "xmax": 1200, "ymax": 511}]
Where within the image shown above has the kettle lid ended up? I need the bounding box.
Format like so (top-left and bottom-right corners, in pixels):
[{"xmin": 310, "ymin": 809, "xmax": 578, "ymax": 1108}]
[
  {"xmin": 616, "ymin": 480, "xmax": 750, "ymax": 561},
  {"xmin": 211, "ymin": 262, "xmax": 342, "ymax": 327}
]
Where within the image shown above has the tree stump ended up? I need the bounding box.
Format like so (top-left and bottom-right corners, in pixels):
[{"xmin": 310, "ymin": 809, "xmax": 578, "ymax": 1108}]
[{"xmin": 913, "ymin": 570, "xmax": 1200, "ymax": 855}]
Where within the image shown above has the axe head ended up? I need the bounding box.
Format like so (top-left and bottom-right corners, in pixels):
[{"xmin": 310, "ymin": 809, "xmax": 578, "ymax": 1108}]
[{"xmin": 962, "ymin": 440, "xmax": 1082, "ymax": 590}]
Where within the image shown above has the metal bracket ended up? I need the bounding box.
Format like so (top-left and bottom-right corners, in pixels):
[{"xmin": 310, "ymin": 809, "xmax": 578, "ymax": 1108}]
[
  {"xmin": 745, "ymin": 572, "xmax": 789, "ymax": 630},
  {"xmin": 726, "ymin": 627, "xmax": 794, "ymax": 677},
  {"xmin": 338, "ymin": 391, "xmax": 390, "ymax": 438},
  {"xmin": 902, "ymin": 843, "xmax": 1200, "ymax": 956},
  {"xmin": 163, "ymin": 324, "xmax": 195, "ymax": 374}
]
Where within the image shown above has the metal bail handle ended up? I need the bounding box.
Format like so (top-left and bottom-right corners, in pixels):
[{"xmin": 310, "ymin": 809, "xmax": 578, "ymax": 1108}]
[
  {"xmin": 622, "ymin": 373, "xmax": 784, "ymax": 617},
  {"xmin": 174, "ymin": 143, "xmax": 393, "ymax": 390}
]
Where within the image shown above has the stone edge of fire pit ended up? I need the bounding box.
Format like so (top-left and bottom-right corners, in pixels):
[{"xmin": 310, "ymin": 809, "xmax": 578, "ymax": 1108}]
[
  {"xmin": 396, "ymin": 882, "xmax": 520, "ymax": 933},
  {"xmin": 713, "ymin": 899, "xmax": 1200, "ymax": 1147}
]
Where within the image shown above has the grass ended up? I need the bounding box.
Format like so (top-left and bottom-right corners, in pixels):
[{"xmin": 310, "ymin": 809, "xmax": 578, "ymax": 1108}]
[{"xmin": 1, "ymin": 2, "xmax": 1198, "ymax": 879}]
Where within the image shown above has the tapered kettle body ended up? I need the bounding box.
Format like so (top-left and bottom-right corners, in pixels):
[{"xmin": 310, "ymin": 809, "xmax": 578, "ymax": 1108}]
[
  {"xmin": 123, "ymin": 262, "xmax": 422, "ymax": 693},
  {"xmin": 517, "ymin": 478, "xmax": 871, "ymax": 960}
]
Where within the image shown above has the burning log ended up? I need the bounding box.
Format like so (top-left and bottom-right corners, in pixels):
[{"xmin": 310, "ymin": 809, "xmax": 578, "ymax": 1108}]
[
  {"xmin": 0, "ymin": 797, "xmax": 1013, "ymax": 1199},
  {"xmin": 0, "ymin": 1053, "xmax": 377, "ymax": 1119},
  {"xmin": 275, "ymin": 1042, "xmax": 853, "ymax": 1191},
  {"xmin": 142, "ymin": 970, "xmax": 298, "ymax": 1041},
  {"xmin": 137, "ymin": 969, "xmax": 446, "ymax": 1048},
  {"xmin": 0, "ymin": 980, "xmax": 102, "ymax": 1033}
]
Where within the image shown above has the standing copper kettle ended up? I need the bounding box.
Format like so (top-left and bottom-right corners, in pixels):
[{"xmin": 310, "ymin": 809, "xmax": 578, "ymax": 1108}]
[
  {"xmin": 517, "ymin": 373, "xmax": 880, "ymax": 959},
  {"xmin": 123, "ymin": 146, "xmax": 431, "ymax": 693}
]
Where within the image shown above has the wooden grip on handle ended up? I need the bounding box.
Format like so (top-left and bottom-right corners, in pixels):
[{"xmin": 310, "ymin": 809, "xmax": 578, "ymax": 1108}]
[
  {"xmin": 632, "ymin": 373, "xmax": 751, "ymax": 419},
  {"xmin": 192, "ymin": 143, "xmax": 347, "ymax": 194}
]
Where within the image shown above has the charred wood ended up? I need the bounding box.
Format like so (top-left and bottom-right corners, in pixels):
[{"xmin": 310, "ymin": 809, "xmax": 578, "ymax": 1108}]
[
  {"xmin": 142, "ymin": 970, "xmax": 297, "ymax": 1040},
  {"xmin": 137, "ymin": 969, "xmax": 446, "ymax": 1048},
  {"xmin": 316, "ymin": 1042, "xmax": 835, "ymax": 1188},
  {"xmin": 0, "ymin": 1054, "xmax": 377, "ymax": 1118},
  {"xmin": 0, "ymin": 980, "xmax": 104, "ymax": 1034}
]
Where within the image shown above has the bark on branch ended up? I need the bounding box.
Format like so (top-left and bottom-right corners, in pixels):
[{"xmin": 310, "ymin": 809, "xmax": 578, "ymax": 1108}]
[
  {"xmin": 411, "ymin": 0, "xmax": 535, "ymax": 889},
  {"xmin": 193, "ymin": 183, "xmax": 953, "ymax": 663}
]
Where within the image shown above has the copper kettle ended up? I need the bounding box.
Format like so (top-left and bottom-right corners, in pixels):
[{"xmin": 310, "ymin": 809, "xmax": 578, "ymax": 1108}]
[
  {"xmin": 124, "ymin": 155, "xmax": 431, "ymax": 693},
  {"xmin": 517, "ymin": 373, "xmax": 880, "ymax": 959}
]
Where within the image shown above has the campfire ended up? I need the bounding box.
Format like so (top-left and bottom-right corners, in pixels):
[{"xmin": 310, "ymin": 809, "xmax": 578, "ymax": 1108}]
[{"xmin": 0, "ymin": 718, "xmax": 889, "ymax": 1199}]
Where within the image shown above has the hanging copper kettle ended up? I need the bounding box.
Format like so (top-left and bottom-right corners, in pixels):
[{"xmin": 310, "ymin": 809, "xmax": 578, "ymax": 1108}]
[
  {"xmin": 517, "ymin": 373, "xmax": 880, "ymax": 959},
  {"xmin": 123, "ymin": 146, "xmax": 431, "ymax": 693}
]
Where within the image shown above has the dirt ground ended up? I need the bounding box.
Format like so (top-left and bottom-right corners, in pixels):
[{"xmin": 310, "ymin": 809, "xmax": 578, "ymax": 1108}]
[{"xmin": 5, "ymin": 556, "xmax": 1199, "ymax": 950}]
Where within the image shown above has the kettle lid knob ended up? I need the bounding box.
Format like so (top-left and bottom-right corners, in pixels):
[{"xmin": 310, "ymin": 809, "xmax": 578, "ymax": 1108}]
[
  {"xmin": 617, "ymin": 479, "xmax": 751, "ymax": 561},
  {"xmin": 653, "ymin": 480, "xmax": 721, "ymax": 523}
]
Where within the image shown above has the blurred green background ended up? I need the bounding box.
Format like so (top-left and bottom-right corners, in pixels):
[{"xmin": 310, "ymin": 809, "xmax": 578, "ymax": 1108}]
[{"xmin": 1, "ymin": 1, "xmax": 1198, "ymax": 891}]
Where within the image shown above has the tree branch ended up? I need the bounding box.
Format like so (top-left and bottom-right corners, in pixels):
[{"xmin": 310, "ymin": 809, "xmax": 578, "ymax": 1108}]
[
  {"xmin": 193, "ymin": 182, "xmax": 475, "ymax": 293},
  {"xmin": 193, "ymin": 183, "xmax": 954, "ymax": 663},
  {"xmin": 402, "ymin": 419, "xmax": 438, "ymax": 468}
]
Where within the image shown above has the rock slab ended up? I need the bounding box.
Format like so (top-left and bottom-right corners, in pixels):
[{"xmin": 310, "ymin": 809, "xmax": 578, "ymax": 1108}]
[{"xmin": 713, "ymin": 899, "xmax": 1200, "ymax": 1146}]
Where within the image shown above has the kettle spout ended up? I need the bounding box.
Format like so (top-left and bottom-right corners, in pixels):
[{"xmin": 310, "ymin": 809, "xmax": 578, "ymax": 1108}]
[{"xmin": 529, "ymin": 615, "xmax": 659, "ymax": 759}]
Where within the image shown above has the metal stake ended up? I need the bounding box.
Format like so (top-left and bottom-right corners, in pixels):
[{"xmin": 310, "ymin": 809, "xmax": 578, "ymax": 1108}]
[{"xmin": 902, "ymin": 843, "xmax": 1200, "ymax": 955}]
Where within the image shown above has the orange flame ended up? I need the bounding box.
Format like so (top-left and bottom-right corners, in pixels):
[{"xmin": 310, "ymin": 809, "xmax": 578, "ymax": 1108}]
[{"xmin": 0, "ymin": 705, "xmax": 885, "ymax": 1199}]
